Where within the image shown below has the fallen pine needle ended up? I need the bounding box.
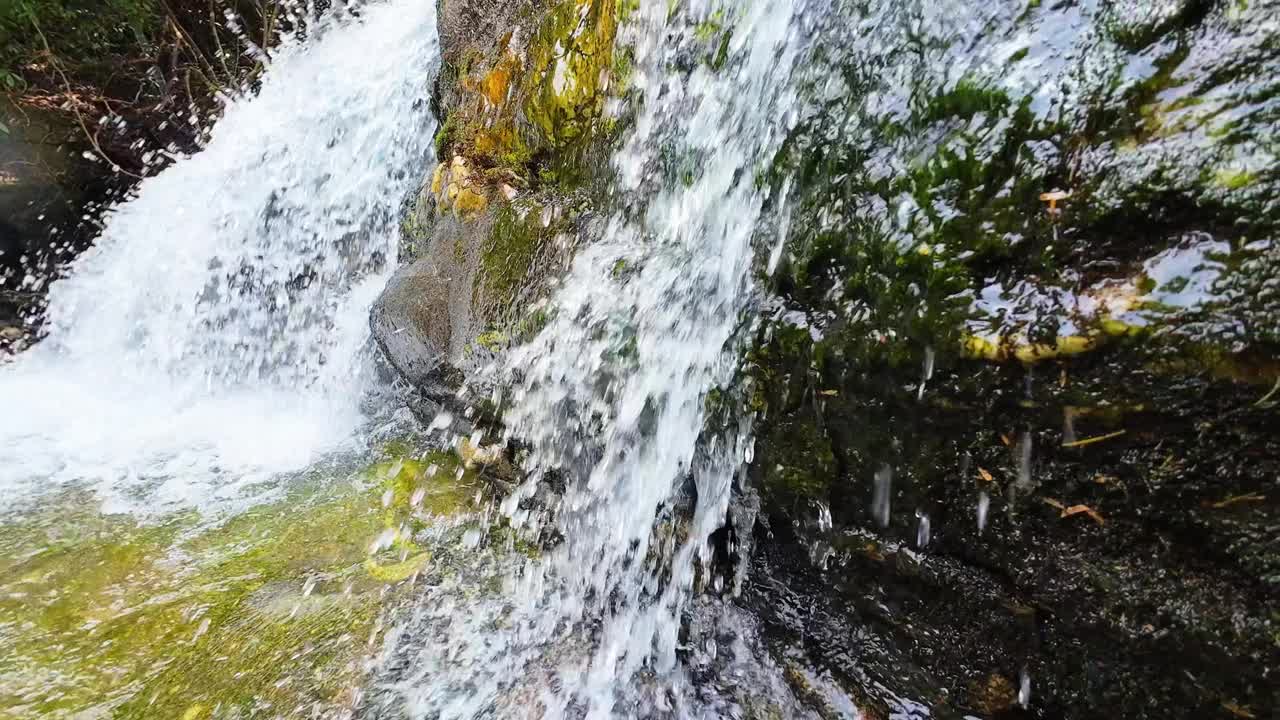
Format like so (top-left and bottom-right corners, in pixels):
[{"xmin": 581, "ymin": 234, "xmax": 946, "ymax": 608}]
[
  {"xmin": 1062, "ymin": 429, "xmax": 1126, "ymax": 448},
  {"xmin": 1207, "ymin": 493, "xmax": 1266, "ymax": 509},
  {"xmin": 1253, "ymin": 377, "xmax": 1280, "ymax": 408}
]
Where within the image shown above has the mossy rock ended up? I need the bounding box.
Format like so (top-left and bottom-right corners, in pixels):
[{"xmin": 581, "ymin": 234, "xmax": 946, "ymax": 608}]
[{"xmin": 0, "ymin": 443, "xmax": 489, "ymax": 718}]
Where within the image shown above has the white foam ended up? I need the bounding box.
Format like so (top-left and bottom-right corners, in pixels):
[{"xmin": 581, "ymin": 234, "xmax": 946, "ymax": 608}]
[{"xmin": 0, "ymin": 0, "xmax": 439, "ymax": 515}]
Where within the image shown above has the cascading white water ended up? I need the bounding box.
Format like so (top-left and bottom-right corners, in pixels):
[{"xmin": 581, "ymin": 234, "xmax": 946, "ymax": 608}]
[
  {"xmin": 387, "ymin": 1, "xmax": 808, "ymax": 716},
  {"xmin": 0, "ymin": 0, "xmax": 438, "ymax": 514}
]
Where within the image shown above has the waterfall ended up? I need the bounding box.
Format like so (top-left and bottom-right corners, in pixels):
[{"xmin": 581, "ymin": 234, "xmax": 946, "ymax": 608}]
[
  {"xmin": 0, "ymin": 0, "xmax": 438, "ymax": 514},
  {"xmin": 387, "ymin": 1, "xmax": 809, "ymax": 716}
]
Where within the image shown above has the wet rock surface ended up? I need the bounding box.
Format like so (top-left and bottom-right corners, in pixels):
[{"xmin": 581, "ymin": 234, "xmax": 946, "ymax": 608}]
[
  {"xmin": 375, "ymin": 0, "xmax": 618, "ymax": 405},
  {"xmin": 743, "ymin": 0, "xmax": 1280, "ymax": 717}
]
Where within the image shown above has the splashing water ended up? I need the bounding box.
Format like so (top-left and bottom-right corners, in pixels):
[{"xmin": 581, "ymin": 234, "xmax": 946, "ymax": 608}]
[
  {"xmin": 0, "ymin": 0, "xmax": 438, "ymax": 514},
  {"xmin": 381, "ymin": 0, "xmax": 809, "ymax": 716}
]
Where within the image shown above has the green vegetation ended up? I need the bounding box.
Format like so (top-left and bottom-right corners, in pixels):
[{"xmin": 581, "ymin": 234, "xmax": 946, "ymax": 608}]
[
  {"xmin": 480, "ymin": 202, "xmax": 556, "ymax": 309},
  {"xmin": 0, "ymin": 0, "xmax": 292, "ymax": 173}
]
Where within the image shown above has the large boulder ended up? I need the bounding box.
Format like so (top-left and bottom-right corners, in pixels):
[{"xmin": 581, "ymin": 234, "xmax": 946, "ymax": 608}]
[{"xmin": 370, "ymin": 257, "xmax": 456, "ymax": 394}]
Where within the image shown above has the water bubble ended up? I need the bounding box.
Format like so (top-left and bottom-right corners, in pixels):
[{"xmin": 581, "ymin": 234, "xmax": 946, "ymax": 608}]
[{"xmin": 872, "ymin": 463, "xmax": 892, "ymax": 527}]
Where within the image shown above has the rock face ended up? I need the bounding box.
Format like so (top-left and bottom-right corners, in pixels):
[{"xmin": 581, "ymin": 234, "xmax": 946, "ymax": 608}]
[
  {"xmin": 370, "ymin": 259, "xmax": 458, "ymax": 393},
  {"xmin": 373, "ymin": 0, "xmax": 619, "ymax": 399},
  {"xmin": 743, "ymin": 1, "xmax": 1279, "ymax": 718}
]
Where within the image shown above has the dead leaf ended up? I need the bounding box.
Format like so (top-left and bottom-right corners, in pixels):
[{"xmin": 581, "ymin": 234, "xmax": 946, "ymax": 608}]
[
  {"xmin": 1093, "ymin": 474, "xmax": 1118, "ymax": 485},
  {"xmin": 977, "ymin": 467, "xmax": 995, "ymax": 483},
  {"xmin": 819, "ymin": 389, "xmax": 839, "ymax": 396},
  {"xmin": 999, "ymin": 434, "xmax": 1012, "ymax": 447},
  {"xmin": 1222, "ymin": 701, "xmax": 1256, "ymax": 719},
  {"xmin": 1043, "ymin": 497, "xmax": 1065, "ymax": 511},
  {"xmin": 1059, "ymin": 369, "xmax": 1068, "ymax": 388},
  {"xmin": 1061, "ymin": 504, "xmax": 1106, "ymax": 526}
]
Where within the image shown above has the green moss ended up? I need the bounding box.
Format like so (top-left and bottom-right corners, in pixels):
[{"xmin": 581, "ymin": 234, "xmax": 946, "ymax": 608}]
[
  {"xmin": 693, "ymin": 11, "xmax": 725, "ymax": 42},
  {"xmin": 521, "ymin": 0, "xmax": 618, "ymax": 159},
  {"xmin": 1212, "ymin": 167, "xmax": 1257, "ymax": 190},
  {"xmin": 514, "ymin": 305, "xmax": 553, "ymax": 342},
  {"xmin": 481, "ymin": 202, "xmax": 553, "ymax": 306},
  {"xmin": 616, "ymin": 0, "xmax": 640, "ymax": 23},
  {"xmin": 915, "ymin": 77, "xmax": 1012, "ymax": 124},
  {"xmin": 441, "ymin": 0, "xmax": 617, "ymax": 188},
  {"xmin": 476, "ymin": 329, "xmax": 509, "ymax": 351},
  {"xmin": 435, "ymin": 112, "xmax": 459, "ymax": 158},
  {"xmin": 0, "ymin": 445, "xmax": 481, "ymax": 718}
]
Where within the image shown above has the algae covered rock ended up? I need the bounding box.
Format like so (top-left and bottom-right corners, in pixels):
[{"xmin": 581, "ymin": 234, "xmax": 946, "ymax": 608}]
[
  {"xmin": 0, "ymin": 440, "xmax": 501, "ymax": 719},
  {"xmin": 743, "ymin": 1, "xmax": 1280, "ymax": 717},
  {"xmin": 378, "ymin": 0, "xmax": 623, "ymax": 396}
]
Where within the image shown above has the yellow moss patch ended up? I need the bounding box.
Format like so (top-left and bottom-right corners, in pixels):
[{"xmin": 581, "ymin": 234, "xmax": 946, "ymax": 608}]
[
  {"xmin": 962, "ymin": 333, "xmax": 1099, "ymax": 363},
  {"xmin": 440, "ymin": 0, "xmax": 617, "ymax": 178},
  {"xmin": 432, "ymin": 155, "xmax": 491, "ymax": 218}
]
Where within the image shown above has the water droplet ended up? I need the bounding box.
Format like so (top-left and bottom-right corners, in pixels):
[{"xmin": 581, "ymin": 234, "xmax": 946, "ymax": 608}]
[
  {"xmin": 915, "ymin": 509, "xmax": 931, "ymax": 549},
  {"xmin": 917, "ymin": 346, "xmax": 936, "ymax": 400},
  {"xmin": 192, "ymin": 617, "xmax": 211, "ymax": 642},
  {"xmin": 369, "ymin": 528, "xmax": 396, "ymax": 554},
  {"xmin": 1017, "ymin": 431, "xmax": 1032, "ymax": 488},
  {"xmin": 872, "ymin": 464, "xmax": 893, "ymax": 527},
  {"xmin": 814, "ymin": 500, "xmax": 832, "ymax": 532},
  {"xmin": 977, "ymin": 492, "xmax": 990, "ymax": 533}
]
